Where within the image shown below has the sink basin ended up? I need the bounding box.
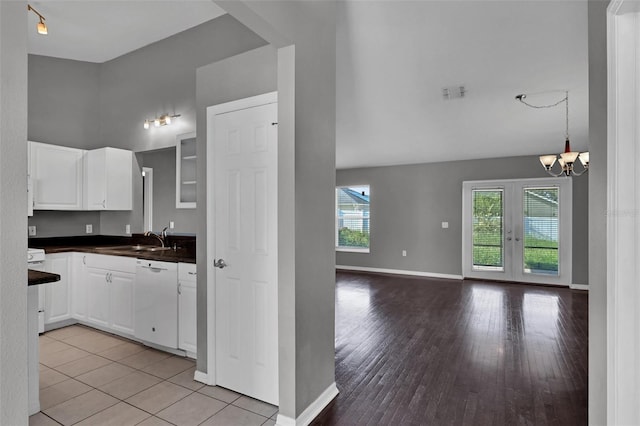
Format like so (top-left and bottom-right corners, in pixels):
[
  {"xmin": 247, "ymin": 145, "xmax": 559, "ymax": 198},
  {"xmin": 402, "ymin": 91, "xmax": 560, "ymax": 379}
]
[{"xmin": 144, "ymin": 247, "xmax": 173, "ymax": 252}]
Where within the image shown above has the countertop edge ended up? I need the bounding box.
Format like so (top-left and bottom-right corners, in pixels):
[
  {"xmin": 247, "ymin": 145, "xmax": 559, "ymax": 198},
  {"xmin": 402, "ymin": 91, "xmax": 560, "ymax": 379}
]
[{"xmin": 28, "ymin": 270, "xmax": 61, "ymax": 286}]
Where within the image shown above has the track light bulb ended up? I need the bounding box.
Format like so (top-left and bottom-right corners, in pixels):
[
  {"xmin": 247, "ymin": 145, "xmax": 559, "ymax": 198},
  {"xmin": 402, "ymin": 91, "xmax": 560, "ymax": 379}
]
[
  {"xmin": 143, "ymin": 120, "xmax": 150, "ymax": 130},
  {"xmin": 37, "ymin": 19, "xmax": 47, "ymax": 35}
]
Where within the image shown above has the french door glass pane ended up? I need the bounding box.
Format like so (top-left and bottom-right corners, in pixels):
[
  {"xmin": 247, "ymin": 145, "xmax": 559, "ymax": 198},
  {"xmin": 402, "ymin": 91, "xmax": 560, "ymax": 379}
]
[
  {"xmin": 523, "ymin": 187, "xmax": 559, "ymax": 276},
  {"xmin": 472, "ymin": 189, "xmax": 504, "ymax": 271}
]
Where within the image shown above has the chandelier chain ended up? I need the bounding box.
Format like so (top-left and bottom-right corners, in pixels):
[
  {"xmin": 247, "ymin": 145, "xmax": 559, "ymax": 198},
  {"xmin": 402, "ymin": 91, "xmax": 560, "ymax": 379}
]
[{"xmin": 516, "ymin": 91, "xmax": 570, "ymax": 139}]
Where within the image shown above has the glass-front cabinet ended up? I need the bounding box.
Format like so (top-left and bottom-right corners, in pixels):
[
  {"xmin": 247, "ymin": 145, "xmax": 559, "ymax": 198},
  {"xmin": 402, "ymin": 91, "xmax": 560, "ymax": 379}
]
[{"xmin": 176, "ymin": 132, "xmax": 196, "ymax": 208}]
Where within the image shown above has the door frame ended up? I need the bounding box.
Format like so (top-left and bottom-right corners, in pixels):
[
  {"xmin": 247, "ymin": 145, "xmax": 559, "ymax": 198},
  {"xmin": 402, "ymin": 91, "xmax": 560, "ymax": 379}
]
[
  {"xmin": 204, "ymin": 92, "xmax": 278, "ymax": 387},
  {"xmin": 607, "ymin": 1, "xmax": 640, "ymax": 423},
  {"xmin": 462, "ymin": 177, "xmax": 572, "ymax": 286}
]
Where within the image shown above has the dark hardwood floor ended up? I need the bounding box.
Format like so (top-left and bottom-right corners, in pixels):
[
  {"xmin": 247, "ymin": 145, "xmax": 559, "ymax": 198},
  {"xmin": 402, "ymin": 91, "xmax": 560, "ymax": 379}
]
[{"xmin": 312, "ymin": 271, "xmax": 588, "ymax": 426}]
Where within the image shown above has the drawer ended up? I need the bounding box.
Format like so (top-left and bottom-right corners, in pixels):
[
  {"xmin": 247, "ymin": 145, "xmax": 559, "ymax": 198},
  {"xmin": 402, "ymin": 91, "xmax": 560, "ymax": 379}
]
[
  {"xmin": 84, "ymin": 253, "xmax": 137, "ymax": 274},
  {"xmin": 178, "ymin": 263, "xmax": 197, "ymax": 282}
]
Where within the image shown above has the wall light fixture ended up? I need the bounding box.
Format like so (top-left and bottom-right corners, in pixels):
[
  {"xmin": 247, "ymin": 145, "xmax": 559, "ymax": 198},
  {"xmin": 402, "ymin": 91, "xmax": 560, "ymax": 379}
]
[{"xmin": 143, "ymin": 114, "xmax": 181, "ymax": 130}]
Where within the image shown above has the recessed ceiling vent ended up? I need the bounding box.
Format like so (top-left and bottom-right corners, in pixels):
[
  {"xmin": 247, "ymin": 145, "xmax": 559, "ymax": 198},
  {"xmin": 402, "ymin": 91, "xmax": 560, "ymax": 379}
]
[{"xmin": 442, "ymin": 85, "xmax": 466, "ymax": 100}]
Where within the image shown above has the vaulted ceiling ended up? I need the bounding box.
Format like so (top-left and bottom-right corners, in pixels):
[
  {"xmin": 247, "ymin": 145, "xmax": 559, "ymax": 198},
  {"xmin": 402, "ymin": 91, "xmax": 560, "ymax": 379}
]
[{"xmin": 26, "ymin": 1, "xmax": 588, "ymax": 170}]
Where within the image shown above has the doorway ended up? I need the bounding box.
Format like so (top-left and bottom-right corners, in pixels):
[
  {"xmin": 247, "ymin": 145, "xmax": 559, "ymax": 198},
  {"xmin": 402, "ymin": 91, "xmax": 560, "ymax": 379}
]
[{"xmin": 462, "ymin": 178, "xmax": 572, "ymax": 286}]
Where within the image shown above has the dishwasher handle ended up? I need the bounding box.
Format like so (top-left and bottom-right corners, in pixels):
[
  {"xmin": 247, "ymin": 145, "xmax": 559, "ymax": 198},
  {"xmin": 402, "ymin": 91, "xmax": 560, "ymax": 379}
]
[{"xmin": 139, "ymin": 265, "xmax": 168, "ymax": 272}]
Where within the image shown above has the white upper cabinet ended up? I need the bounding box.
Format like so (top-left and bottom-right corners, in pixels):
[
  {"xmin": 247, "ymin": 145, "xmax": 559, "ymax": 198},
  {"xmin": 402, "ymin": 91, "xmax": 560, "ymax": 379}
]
[
  {"xmin": 176, "ymin": 133, "xmax": 196, "ymax": 209},
  {"xmin": 28, "ymin": 142, "xmax": 133, "ymax": 211},
  {"xmin": 29, "ymin": 141, "xmax": 85, "ymax": 210},
  {"xmin": 84, "ymin": 147, "xmax": 133, "ymax": 210}
]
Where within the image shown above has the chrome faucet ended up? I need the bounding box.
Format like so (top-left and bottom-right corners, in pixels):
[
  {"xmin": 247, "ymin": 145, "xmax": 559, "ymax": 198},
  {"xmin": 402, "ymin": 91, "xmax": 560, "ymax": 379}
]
[{"xmin": 144, "ymin": 226, "xmax": 168, "ymax": 247}]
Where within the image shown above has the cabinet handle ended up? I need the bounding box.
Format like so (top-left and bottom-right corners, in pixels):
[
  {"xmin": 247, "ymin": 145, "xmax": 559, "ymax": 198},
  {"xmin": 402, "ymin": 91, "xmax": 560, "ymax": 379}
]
[
  {"xmin": 102, "ymin": 200, "xmax": 106, "ymax": 208},
  {"xmin": 83, "ymin": 256, "xmax": 86, "ymax": 265},
  {"xmin": 177, "ymin": 283, "xmax": 182, "ymax": 295},
  {"xmin": 188, "ymin": 272, "xmax": 196, "ymax": 276}
]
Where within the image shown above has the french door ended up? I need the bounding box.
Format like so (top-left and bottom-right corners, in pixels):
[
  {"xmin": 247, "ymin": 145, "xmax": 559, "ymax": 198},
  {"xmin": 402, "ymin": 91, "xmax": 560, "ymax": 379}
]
[{"xmin": 462, "ymin": 178, "xmax": 572, "ymax": 286}]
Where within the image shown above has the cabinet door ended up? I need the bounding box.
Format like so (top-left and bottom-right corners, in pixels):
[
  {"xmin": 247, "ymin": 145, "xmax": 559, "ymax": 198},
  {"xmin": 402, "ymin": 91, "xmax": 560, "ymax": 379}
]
[
  {"xmin": 86, "ymin": 268, "xmax": 110, "ymax": 328},
  {"xmin": 178, "ymin": 279, "xmax": 197, "ymax": 354},
  {"xmin": 110, "ymin": 271, "xmax": 135, "ymax": 335},
  {"xmin": 85, "ymin": 148, "xmax": 133, "ymax": 211},
  {"xmin": 71, "ymin": 254, "xmax": 87, "ymax": 320},
  {"xmin": 30, "ymin": 141, "xmax": 85, "ymax": 210},
  {"xmin": 44, "ymin": 254, "xmax": 71, "ymax": 324}
]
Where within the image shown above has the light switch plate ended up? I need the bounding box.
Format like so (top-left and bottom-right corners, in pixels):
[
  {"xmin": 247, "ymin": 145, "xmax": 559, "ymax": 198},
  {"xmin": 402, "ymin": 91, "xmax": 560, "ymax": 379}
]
[
  {"xmin": 28, "ymin": 226, "xmax": 36, "ymax": 236},
  {"xmin": 169, "ymin": 221, "xmax": 175, "ymax": 229},
  {"xmin": 442, "ymin": 222, "xmax": 449, "ymax": 229},
  {"xmin": 86, "ymin": 224, "xmax": 93, "ymax": 234},
  {"xmin": 125, "ymin": 224, "xmax": 131, "ymax": 234}
]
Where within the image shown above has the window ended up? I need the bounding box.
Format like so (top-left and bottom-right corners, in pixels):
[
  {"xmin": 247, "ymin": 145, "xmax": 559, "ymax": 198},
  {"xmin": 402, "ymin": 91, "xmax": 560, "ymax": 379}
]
[{"xmin": 336, "ymin": 185, "xmax": 370, "ymax": 252}]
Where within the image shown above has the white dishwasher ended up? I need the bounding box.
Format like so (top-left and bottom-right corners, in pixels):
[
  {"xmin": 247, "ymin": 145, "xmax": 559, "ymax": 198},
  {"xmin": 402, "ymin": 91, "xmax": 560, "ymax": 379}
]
[{"xmin": 135, "ymin": 260, "xmax": 178, "ymax": 348}]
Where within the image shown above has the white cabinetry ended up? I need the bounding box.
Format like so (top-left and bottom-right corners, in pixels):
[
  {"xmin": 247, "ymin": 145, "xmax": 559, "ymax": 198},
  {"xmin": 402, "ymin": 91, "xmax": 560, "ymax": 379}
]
[
  {"xmin": 42, "ymin": 253, "xmax": 72, "ymax": 325},
  {"xmin": 176, "ymin": 133, "xmax": 196, "ymax": 208},
  {"xmin": 178, "ymin": 263, "xmax": 197, "ymax": 356},
  {"xmin": 29, "ymin": 141, "xmax": 85, "ymax": 210},
  {"xmin": 84, "ymin": 147, "xmax": 133, "ymax": 210},
  {"xmin": 71, "ymin": 253, "xmax": 87, "ymax": 321},
  {"xmin": 85, "ymin": 254, "xmax": 136, "ymax": 336}
]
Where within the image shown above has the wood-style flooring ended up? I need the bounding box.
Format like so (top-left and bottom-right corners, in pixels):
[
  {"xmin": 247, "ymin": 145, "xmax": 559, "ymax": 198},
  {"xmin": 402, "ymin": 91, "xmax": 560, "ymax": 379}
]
[{"xmin": 312, "ymin": 271, "xmax": 588, "ymax": 425}]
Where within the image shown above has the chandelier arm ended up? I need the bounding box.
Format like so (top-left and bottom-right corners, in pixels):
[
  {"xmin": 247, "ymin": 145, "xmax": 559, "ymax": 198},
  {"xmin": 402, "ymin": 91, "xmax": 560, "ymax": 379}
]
[
  {"xmin": 544, "ymin": 163, "xmax": 566, "ymax": 178},
  {"xmin": 570, "ymin": 164, "xmax": 589, "ymax": 177}
]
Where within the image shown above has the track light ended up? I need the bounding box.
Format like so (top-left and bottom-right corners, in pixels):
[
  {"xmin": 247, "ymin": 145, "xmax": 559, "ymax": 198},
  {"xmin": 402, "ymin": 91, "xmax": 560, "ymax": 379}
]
[{"xmin": 27, "ymin": 4, "xmax": 48, "ymax": 35}]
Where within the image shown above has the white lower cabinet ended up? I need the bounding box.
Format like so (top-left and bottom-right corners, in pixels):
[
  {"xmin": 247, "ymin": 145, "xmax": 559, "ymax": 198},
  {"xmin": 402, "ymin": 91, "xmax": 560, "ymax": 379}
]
[
  {"xmin": 71, "ymin": 253, "xmax": 87, "ymax": 320},
  {"xmin": 178, "ymin": 263, "xmax": 197, "ymax": 356},
  {"xmin": 39, "ymin": 251, "xmax": 195, "ymax": 353},
  {"xmin": 42, "ymin": 253, "xmax": 72, "ymax": 325},
  {"xmin": 85, "ymin": 254, "xmax": 136, "ymax": 336}
]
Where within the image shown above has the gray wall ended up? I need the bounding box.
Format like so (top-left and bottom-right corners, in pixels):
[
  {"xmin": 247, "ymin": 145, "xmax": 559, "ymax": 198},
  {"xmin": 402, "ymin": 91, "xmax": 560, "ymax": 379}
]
[
  {"xmin": 27, "ymin": 14, "xmax": 267, "ymax": 237},
  {"xmin": 337, "ymin": 155, "xmax": 589, "ymax": 285},
  {"xmin": 0, "ymin": 1, "xmax": 29, "ymax": 422},
  {"xmin": 98, "ymin": 14, "xmax": 268, "ymax": 153},
  {"xmin": 588, "ymin": 0, "xmax": 608, "ymax": 424},
  {"xmin": 137, "ymin": 148, "xmax": 197, "ymax": 234},
  {"xmin": 195, "ymin": 45, "xmax": 277, "ymax": 370},
  {"xmin": 218, "ymin": 1, "xmax": 338, "ymax": 418},
  {"xmin": 28, "ymin": 211, "xmax": 101, "ymax": 238},
  {"xmin": 28, "ymin": 56, "xmax": 100, "ymax": 149}
]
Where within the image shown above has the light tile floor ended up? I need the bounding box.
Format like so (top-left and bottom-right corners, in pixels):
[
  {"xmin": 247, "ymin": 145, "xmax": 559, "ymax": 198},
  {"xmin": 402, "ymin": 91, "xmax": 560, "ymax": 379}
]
[{"xmin": 31, "ymin": 325, "xmax": 278, "ymax": 426}]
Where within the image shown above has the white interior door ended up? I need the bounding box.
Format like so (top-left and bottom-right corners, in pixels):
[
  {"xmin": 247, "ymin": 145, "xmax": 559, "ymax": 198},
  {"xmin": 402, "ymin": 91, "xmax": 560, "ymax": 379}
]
[
  {"xmin": 462, "ymin": 178, "xmax": 572, "ymax": 286},
  {"xmin": 211, "ymin": 94, "xmax": 278, "ymax": 405}
]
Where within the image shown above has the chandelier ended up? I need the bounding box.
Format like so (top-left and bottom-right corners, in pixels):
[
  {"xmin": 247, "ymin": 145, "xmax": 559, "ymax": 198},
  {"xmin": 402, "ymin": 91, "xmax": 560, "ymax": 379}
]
[{"xmin": 516, "ymin": 91, "xmax": 589, "ymax": 177}]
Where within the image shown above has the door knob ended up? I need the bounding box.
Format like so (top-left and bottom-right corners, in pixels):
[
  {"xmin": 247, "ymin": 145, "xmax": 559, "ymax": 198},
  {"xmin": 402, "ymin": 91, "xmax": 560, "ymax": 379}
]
[{"xmin": 214, "ymin": 259, "xmax": 227, "ymax": 269}]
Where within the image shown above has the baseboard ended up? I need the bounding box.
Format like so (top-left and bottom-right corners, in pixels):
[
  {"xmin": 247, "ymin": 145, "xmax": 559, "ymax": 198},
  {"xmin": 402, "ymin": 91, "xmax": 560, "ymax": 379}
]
[
  {"xmin": 336, "ymin": 265, "xmax": 462, "ymax": 281},
  {"xmin": 275, "ymin": 382, "xmax": 339, "ymax": 426},
  {"xmin": 570, "ymin": 283, "xmax": 589, "ymax": 291},
  {"xmin": 193, "ymin": 370, "xmax": 210, "ymax": 385}
]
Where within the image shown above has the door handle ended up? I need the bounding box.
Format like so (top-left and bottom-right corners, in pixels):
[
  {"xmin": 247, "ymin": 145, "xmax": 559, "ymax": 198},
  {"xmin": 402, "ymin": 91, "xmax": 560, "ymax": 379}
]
[{"xmin": 214, "ymin": 259, "xmax": 227, "ymax": 269}]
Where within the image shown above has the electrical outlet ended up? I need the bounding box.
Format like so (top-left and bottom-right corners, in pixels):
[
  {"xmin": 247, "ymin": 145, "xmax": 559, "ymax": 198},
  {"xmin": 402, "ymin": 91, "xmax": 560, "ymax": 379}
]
[
  {"xmin": 28, "ymin": 226, "xmax": 36, "ymax": 236},
  {"xmin": 86, "ymin": 224, "xmax": 93, "ymax": 234},
  {"xmin": 442, "ymin": 222, "xmax": 449, "ymax": 229},
  {"xmin": 125, "ymin": 224, "xmax": 131, "ymax": 234},
  {"xmin": 169, "ymin": 221, "xmax": 175, "ymax": 229},
  {"xmin": 402, "ymin": 250, "xmax": 407, "ymax": 257}
]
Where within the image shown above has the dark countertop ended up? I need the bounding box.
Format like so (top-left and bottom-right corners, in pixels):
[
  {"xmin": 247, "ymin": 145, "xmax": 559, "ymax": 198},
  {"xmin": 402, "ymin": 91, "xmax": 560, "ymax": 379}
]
[
  {"xmin": 29, "ymin": 235, "xmax": 196, "ymax": 264},
  {"xmin": 42, "ymin": 245, "xmax": 196, "ymax": 263},
  {"xmin": 28, "ymin": 269, "xmax": 60, "ymax": 286}
]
